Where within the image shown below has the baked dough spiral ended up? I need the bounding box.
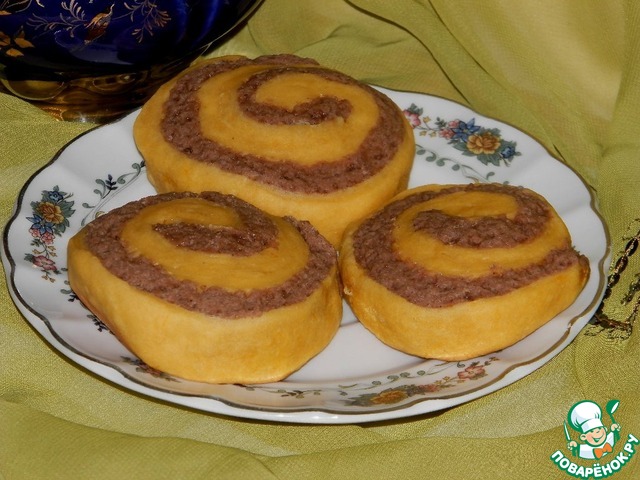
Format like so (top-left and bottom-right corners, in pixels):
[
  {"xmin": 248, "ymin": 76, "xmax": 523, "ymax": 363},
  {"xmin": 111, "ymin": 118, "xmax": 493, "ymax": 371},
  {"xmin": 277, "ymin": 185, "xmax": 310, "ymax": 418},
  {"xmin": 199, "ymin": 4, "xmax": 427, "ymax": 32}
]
[
  {"xmin": 339, "ymin": 183, "xmax": 590, "ymax": 360},
  {"xmin": 133, "ymin": 54, "xmax": 415, "ymax": 246},
  {"xmin": 67, "ymin": 192, "xmax": 342, "ymax": 384}
]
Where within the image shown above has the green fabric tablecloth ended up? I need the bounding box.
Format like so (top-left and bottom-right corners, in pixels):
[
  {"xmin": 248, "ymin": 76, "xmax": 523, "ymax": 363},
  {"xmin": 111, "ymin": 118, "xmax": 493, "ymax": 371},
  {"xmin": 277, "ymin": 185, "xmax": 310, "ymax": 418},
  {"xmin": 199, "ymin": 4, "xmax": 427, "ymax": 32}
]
[{"xmin": 2, "ymin": 1, "xmax": 639, "ymax": 478}]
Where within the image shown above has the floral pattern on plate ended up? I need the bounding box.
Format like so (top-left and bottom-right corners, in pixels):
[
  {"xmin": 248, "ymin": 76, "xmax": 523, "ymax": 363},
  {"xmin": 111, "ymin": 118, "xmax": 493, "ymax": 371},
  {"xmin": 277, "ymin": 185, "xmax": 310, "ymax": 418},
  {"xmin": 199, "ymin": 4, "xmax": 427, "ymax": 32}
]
[
  {"xmin": 403, "ymin": 104, "xmax": 521, "ymax": 183},
  {"xmin": 404, "ymin": 104, "xmax": 520, "ymax": 166},
  {"xmin": 239, "ymin": 358, "xmax": 500, "ymax": 406},
  {"xmin": 25, "ymin": 186, "xmax": 74, "ymax": 282}
]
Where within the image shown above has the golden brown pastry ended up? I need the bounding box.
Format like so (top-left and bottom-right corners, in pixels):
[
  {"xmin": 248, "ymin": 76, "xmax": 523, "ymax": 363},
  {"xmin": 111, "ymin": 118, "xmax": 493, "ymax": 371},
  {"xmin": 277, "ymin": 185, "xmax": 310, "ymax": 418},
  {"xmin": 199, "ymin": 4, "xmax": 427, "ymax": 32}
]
[
  {"xmin": 133, "ymin": 54, "xmax": 415, "ymax": 246},
  {"xmin": 339, "ymin": 183, "xmax": 590, "ymax": 360},
  {"xmin": 67, "ymin": 191, "xmax": 342, "ymax": 384}
]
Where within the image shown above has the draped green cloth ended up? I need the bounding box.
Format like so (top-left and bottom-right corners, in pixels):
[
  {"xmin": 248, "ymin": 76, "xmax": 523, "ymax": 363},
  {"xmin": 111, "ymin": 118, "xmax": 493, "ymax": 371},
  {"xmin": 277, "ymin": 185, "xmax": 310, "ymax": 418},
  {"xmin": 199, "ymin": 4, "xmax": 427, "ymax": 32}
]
[{"xmin": 2, "ymin": 1, "xmax": 639, "ymax": 478}]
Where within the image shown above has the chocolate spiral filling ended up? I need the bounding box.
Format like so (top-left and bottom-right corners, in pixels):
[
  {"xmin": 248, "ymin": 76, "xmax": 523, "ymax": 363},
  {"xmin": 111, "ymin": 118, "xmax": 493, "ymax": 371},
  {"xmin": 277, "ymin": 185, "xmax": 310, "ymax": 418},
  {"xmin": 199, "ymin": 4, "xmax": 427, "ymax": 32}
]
[
  {"xmin": 353, "ymin": 183, "xmax": 587, "ymax": 308},
  {"xmin": 160, "ymin": 55, "xmax": 406, "ymax": 194},
  {"xmin": 83, "ymin": 192, "xmax": 336, "ymax": 318}
]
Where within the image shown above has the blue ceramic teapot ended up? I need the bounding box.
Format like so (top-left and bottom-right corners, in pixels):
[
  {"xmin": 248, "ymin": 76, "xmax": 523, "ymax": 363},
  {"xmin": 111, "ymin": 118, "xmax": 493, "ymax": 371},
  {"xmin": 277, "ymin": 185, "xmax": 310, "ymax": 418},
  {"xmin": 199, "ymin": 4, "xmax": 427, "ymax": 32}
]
[{"xmin": 0, "ymin": 0, "xmax": 262, "ymax": 121}]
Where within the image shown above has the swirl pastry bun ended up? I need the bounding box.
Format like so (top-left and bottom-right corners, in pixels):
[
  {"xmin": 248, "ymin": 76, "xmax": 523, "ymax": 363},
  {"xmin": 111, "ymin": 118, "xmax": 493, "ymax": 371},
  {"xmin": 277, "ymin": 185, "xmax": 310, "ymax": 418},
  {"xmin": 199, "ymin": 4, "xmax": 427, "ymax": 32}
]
[
  {"xmin": 67, "ymin": 192, "xmax": 342, "ymax": 384},
  {"xmin": 133, "ymin": 54, "xmax": 415, "ymax": 246},
  {"xmin": 339, "ymin": 183, "xmax": 590, "ymax": 360}
]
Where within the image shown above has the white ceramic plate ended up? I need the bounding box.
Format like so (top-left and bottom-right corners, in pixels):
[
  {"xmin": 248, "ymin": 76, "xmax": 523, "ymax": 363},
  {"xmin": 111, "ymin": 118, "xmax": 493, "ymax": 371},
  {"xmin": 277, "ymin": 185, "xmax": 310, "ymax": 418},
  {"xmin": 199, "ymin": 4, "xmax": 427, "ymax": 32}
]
[{"xmin": 2, "ymin": 87, "xmax": 610, "ymax": 424}]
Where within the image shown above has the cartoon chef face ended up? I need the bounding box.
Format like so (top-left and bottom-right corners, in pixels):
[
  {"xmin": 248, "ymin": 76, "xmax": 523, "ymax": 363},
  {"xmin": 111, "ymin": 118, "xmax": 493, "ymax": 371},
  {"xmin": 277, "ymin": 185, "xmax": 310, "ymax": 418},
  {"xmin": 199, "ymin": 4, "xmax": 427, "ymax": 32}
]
[
  {"xmin": 568, "ymin": 400, "xmax": 607, "ymax": 445},
  {"xmin": 581, "ymin": 426, "xmax": 608, "ymax": 447}
]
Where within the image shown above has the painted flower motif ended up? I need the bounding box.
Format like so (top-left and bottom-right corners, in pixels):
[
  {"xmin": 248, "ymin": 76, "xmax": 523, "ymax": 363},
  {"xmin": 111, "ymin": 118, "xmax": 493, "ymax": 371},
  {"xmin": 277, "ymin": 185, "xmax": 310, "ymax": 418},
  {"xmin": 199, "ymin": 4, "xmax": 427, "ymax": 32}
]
[
  {"xmin": 439, "ymin": 121, "xmax": 459, "ymax": 140},
  {"xmin": 467, "ymin": 132, "xmax": 501, "ymax": 155},
  {"xmin": 403, "ymin": 109, "xmax": 422, "ymax": 128},
  {"xmin": 450, "ymin": 119, "xmax": 481, "ymax": 143},
  {"xmin": 418, "ymin": 383, "xmax": 442, "ymax": 393},
  {"xmin": 31, "ymin": 255, "xmax": 57, "ymax": 271},
  {"xmin": 46, "ymin": 189, "xmax": 65, "ymax": 203},
  {"xmin": 39, "ymin": 231, "xmax": 55, "ymax": 245},
  {"xmin": 28, "ymin": 224, "xmax": 56, "ymax": 244},
  {"xmin": 37, "ymin": 201, "xmax": 65, "ymax": 225},
  {"xmin": 457, "ymin": 364, "xmax": 487, "ymax": 380},
  {"xmin": 28, "ymin": 215, "xmax": 53, "ymax": 236},
  {"xmin": 499, "ymin": 145, "xmax": 517, "ymax": 160},
  {"xmin": 371, "ymin": 389, "xmax": 409, "ymax": 405}
]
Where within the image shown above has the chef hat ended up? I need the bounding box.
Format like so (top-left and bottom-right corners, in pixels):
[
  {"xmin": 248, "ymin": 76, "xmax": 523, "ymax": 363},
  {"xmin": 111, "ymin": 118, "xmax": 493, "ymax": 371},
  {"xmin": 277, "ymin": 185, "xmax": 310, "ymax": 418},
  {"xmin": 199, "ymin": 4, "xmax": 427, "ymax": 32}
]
[{"xmin": 568, "ymin": 400, "xmax": 604, "ymax": 434}]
